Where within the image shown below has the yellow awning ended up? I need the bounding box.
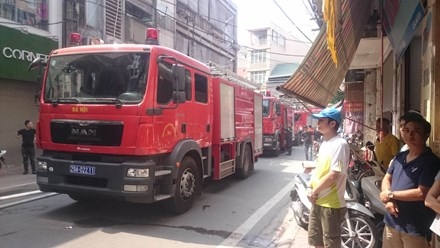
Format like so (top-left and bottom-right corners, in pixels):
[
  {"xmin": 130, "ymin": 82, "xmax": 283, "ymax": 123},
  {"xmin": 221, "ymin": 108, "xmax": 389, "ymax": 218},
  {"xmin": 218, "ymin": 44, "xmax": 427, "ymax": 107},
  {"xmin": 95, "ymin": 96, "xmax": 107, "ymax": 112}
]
[{"xmin": 279, "ymin": 0, "xmax": 372, "ymax": 108}]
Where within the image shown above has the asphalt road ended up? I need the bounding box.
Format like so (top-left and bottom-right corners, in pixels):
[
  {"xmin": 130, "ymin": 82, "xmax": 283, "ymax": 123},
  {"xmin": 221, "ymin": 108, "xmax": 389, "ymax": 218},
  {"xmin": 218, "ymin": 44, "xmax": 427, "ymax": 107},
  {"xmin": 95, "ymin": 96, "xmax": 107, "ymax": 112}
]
[{"xmin": 0, "ymin": 147, "xmax": 309, "ymax": 248}]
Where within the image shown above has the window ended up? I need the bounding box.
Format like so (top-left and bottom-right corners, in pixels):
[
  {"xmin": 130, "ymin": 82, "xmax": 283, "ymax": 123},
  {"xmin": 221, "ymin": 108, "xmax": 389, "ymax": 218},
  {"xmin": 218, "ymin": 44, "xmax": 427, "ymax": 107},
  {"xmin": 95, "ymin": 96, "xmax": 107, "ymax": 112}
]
[
  {"xmin": 250, "ymin": 71, "xmax": 266, "ymax": 84},
  {"xmin": 157, "ymin": 61, "xmax": 192, "ymax": 104},
  {"xmin": 258, "ymin": 35, "xmax": 267, "ymax": 45},
  {"xmin": 126, "ymin": 1, "xmax": 152, "ymax": 22},
  {"xmin": 185, "ymin": 70, "xmax": 192, "ymax": 101},
  {"xmin": 278, "ymin": 35, "xmax": 286, "ymax": 47},
  {"xmin": 272, "ymin": 30, "xmax": 278, "ymax": 42},
  {"xmin": 195, "ymin": 74, "xmax": 208, "ymax": 103},
  {"xmin": 271, "ymin": 30, "xmax": 286, "ymax": 47},
  {"xmin": 157, "ymin": 62, "xmax": 174, "ymax": 104},
  {"xmin": 250, "ymin": 50, "xmax": 266, "ymax": 64},
  {"xmin": 1, "ymin": 0, "xmax": 49, "ymax": 31},
  {"xmin": 262, "ymin": 99, "xmax": 270, "ymax": 117}
]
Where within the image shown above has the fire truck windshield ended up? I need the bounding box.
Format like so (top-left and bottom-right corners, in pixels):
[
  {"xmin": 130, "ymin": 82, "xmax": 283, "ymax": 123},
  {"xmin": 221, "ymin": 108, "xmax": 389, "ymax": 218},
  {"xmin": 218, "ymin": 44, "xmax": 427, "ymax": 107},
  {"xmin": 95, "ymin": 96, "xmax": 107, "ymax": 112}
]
[
  {"xmin": 262, "ymin": 99, "xmax": 270, "ymax": 117},
  {"xmin": 44, "ymin": 52, "xmax": 149, "ymax": 104}
]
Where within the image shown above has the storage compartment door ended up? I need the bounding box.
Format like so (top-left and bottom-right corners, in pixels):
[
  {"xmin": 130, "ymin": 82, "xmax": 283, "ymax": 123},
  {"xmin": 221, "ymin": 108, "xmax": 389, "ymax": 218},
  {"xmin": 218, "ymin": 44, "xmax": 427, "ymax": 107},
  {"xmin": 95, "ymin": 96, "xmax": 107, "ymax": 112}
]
[
  {"xmin": 254, "ymin": 93, "xmax": 263, "ymax": 153},
  {"xmin": 220, "ymin": 83, "xmax": 235, "ymax": 141}
]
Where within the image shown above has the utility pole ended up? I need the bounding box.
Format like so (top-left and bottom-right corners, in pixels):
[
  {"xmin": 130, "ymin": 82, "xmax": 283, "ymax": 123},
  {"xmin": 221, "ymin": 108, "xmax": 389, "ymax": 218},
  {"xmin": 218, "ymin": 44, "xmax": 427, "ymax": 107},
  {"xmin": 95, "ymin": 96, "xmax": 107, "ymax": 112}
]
[{"xmin": 153, "ymin": 0, "xmax": 157, "ymax": 27}]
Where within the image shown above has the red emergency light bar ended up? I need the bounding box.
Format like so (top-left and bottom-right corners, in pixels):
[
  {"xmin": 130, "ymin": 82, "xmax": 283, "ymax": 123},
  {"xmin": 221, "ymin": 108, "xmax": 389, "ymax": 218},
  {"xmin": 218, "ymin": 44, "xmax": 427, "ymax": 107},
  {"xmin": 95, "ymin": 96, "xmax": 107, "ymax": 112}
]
[
  {"xmin": 70, "ymin": 32, "xmax": 81, "ymax": 44},
  {"xmin": 145, "ymin": 28, "xmax": 159, "ymax": 45}
]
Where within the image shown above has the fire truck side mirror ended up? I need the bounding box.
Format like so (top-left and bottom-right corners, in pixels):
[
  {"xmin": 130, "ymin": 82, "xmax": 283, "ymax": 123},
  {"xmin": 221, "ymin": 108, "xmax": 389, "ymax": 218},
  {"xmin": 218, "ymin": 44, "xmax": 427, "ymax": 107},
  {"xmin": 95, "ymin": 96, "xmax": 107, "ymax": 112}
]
[
  {"xmin": 171, "ymin": 64, "xmax": 186, "ymax": 91},
  {"xmin": 173, "ymin": 91, "xmax": 186, "ymax": 104},
  {"xmin": 275, "ymin": 103, "xmax": 281, "ymax": 115},
  {"xmin": 28, "ymin": 58, "xmax": 47, "ymax": 71}
]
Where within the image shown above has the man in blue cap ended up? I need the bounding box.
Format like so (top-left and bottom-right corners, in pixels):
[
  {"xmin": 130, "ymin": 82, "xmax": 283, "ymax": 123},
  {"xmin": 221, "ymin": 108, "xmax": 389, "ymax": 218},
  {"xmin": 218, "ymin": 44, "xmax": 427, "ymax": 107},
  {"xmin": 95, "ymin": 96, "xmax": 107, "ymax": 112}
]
[{"xmin": 306, "ymin": 107, "xmax": 350, "ymax": 248}]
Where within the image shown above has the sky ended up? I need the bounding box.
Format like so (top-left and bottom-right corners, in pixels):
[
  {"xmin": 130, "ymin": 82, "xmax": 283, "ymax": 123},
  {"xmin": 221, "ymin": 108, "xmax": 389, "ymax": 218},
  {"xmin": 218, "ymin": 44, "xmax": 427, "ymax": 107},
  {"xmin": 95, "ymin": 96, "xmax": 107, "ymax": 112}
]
[{"xmin": 233, "ymin": 0, "xmax": 320, "ymax": 47}]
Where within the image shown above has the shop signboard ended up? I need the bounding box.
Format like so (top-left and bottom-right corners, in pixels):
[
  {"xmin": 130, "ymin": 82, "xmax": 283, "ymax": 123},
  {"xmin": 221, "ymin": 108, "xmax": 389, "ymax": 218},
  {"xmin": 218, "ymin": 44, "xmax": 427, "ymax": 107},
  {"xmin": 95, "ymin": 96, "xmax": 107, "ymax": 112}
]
[
  {"xmin": 382, "ymin": 0, "xmax": 425, "ymax": 61},
  {"xmin": 343, "ymin": 101, "xmax": 364, "ymax": 134},
  {"xmin": 0, "ymin": 25, "xmax": 58, "ymax": 82}
]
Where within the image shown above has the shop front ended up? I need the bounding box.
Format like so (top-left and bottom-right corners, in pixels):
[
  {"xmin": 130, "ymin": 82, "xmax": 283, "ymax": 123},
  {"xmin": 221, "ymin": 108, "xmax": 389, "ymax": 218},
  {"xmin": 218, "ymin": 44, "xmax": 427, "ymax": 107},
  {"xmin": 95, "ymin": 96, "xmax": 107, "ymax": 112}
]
[{"xmin": 0, "ymin": 25, "xmax": 57, "ymax": 166}]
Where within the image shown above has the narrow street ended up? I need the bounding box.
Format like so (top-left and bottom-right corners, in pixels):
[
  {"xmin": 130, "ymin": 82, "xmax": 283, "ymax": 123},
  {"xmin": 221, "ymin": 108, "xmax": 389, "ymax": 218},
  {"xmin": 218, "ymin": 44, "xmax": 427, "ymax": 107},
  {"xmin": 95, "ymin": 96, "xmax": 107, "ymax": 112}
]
[{"xmin": 0, "ymin": 148, "xmax": 308, "ymax": 248}]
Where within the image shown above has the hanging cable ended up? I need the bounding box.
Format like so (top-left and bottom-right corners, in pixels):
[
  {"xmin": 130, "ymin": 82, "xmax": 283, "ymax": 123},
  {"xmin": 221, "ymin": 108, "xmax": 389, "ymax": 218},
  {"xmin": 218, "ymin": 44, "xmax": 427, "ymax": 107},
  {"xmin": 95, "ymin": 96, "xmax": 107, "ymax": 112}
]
[{"xmin": 271, "ymin": 0, "xmax": 313, "ymax": 43}]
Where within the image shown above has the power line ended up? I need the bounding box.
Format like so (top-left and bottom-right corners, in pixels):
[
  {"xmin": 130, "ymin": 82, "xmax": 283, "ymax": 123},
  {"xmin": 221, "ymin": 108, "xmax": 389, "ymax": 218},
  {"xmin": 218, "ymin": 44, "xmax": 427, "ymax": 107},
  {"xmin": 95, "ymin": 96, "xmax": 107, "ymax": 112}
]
[
  {"xmin": 0, "ymin": 1, "xmax": 310, "ymax": 56},
  {"xmin": 301, "ymin": 0, "xmax": 314, "ymax": 18},
  {"xmin": 239, "ymin": 46, "xmax": 306, "ymax": 57},
  {"xmin": 271, "ymin": 0, "xmax": 313, "ymax": 43}
]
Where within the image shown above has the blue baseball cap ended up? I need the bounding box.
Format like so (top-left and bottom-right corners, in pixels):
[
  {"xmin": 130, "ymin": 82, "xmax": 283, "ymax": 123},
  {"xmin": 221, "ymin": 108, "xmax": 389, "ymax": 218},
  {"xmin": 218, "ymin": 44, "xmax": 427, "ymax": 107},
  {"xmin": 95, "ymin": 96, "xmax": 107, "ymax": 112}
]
[{"xmin": 312, "ymin": 107, "xmax": 341, "ymax": 123}]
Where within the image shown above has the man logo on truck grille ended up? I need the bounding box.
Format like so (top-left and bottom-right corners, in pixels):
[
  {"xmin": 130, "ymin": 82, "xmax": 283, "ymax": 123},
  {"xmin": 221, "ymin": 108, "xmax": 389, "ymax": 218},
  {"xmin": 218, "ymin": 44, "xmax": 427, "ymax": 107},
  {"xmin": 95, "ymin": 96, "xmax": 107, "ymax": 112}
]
[{"xmin": 71, "ymin": 128, "xmax": 97, "ymax": 136}]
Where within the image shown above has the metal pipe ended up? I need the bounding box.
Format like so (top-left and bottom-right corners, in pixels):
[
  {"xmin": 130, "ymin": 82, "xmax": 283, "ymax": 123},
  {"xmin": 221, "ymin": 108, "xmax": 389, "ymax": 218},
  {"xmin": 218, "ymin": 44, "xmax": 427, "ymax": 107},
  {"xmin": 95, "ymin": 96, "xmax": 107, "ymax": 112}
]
[{"xmin": 379, "ymin": 0, "xmax": 384, "ymax": 142}]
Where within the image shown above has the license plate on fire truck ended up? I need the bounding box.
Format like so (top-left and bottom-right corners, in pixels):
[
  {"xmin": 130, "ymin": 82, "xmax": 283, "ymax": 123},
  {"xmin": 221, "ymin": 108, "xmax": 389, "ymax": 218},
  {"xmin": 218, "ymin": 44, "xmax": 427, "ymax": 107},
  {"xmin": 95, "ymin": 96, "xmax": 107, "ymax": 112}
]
[{"xmin": 69, "ymin": 165, "xmax": 96, "ymax": 175}]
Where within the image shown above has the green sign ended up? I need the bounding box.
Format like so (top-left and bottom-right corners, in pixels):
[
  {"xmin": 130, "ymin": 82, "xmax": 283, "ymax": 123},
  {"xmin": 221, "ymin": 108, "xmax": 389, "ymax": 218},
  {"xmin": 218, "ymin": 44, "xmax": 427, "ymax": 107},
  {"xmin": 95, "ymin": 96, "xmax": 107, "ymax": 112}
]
[{"xmin": 0, "ymin": 25, "xmax": 58, "ymax": 82}]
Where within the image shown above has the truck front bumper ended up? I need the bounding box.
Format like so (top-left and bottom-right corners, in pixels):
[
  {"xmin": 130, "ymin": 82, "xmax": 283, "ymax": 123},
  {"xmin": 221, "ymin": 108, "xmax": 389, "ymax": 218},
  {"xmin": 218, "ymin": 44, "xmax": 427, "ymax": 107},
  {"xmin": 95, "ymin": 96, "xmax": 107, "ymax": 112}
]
[
  {"xmin": 263, "ymin": 135, "xmax": 278, "ymax": 151},
  {"xmin": 36, "ymin": 155, "xmax": 164, "ymax": 203}
]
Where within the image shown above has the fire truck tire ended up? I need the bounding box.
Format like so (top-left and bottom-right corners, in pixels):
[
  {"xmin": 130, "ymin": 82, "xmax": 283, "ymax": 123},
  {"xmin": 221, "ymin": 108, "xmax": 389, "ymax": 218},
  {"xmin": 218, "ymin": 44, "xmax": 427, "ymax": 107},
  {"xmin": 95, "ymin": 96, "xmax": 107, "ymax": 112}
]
[
  {"xmin": 164, "ymin": 156, "xmax": 200, "ymax": 214},
  {"xmin": 236, "ymin": 144, "xmax": 253, "ymax": 179}
]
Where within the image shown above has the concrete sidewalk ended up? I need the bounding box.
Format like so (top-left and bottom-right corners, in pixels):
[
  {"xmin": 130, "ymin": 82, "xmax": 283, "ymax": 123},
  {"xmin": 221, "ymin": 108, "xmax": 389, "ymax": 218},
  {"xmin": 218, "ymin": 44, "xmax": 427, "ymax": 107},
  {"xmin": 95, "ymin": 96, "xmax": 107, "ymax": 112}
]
[
  {"xmin": 0, "ymin": 163, "xmax": 37, "ymax": 191},
  {"xmin": 274, "ymin": 207, "xmax": 309, "ymax": 248}
]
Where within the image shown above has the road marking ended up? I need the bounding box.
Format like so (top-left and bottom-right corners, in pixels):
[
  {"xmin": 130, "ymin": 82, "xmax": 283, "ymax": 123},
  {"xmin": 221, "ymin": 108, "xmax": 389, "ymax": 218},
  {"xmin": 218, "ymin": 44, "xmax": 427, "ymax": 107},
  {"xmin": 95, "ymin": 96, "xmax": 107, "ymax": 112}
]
[
  {"xmin": 0, "ymin": 190, "xmax": 42, "ymax": 200},
  {"xmin": 0, "ymin": 192, "xmax": 58, "ymax": 210},
  {"xmin": 0, "ymin": 182, "xmax": 36, "ymax": 191},
  {"xmin": 217, "ymin": 179, "xmax": 296, "ymax": 248}
]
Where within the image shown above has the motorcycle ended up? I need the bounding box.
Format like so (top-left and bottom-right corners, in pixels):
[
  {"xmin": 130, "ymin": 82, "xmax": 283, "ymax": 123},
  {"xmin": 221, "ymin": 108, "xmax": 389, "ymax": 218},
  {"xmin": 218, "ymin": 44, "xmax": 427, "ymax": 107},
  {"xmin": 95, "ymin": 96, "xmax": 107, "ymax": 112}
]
[
  {"xmin": 0, "ymin": 149, "xmax": 6, "ymax": 169},
  {"xmin": 349, "ymin": 142, "xmax": 387, "ymax": 246},
  {"xmin": 291, "ymin": 162, "xmax": 377, "ymax": 248}
]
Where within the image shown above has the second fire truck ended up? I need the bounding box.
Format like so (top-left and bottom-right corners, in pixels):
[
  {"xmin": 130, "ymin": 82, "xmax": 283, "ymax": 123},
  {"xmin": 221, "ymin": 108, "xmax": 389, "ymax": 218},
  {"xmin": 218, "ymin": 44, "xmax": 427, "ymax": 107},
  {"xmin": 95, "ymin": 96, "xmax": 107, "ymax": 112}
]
[{"xmin": 262, "ymin": 94, "xmax": 294, "ymax": 155}]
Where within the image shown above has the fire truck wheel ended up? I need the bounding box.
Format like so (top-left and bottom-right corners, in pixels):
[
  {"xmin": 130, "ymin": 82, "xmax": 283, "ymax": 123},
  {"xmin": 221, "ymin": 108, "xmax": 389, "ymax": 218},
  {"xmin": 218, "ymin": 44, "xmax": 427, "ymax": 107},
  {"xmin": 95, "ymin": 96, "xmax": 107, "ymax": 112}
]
[
  {"xmin": 164, "ymin": 156, "xmax": 200, "ymax": 214},
  {"xmin": 237, "ymin": 144, "xmax": 253, "ymax": 179}
]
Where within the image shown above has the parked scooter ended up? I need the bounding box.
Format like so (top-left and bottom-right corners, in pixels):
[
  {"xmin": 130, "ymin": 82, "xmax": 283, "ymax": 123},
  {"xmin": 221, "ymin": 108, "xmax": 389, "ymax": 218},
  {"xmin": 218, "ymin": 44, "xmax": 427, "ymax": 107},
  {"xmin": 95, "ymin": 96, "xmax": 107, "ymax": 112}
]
[
  {"xmin": 291, "ymin": 162, "xmax": 377, "ymax": 248},
  {"xmin": 0, "ymin": 149, "xmax": 6, "ymax": 169},
  {"xmin": 349, "ymin": 141, "xmax": 387, "ymax": 246}
]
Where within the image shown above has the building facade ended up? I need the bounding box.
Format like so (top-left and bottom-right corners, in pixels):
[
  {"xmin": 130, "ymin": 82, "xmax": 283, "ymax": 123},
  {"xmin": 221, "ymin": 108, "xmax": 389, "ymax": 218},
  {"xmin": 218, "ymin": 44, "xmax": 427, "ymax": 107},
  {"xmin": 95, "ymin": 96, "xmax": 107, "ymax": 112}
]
[
  {"xmin": 293, "ymin": 0, "xmax": 440, "ymax": 155},
  {"xmin": 0, "ymin": 1, "xmax": 60, "ymax": 165},
  {"xmin": 0, "ymin": 0, "xmax": 239, "ymax": 165},
  {"xmin": 62, "ymin": 0, "xmax": 238, "ymax": 71},
  {"xmin": 239, "ymin": 24, "xmax": 310, "ymax": 92}
]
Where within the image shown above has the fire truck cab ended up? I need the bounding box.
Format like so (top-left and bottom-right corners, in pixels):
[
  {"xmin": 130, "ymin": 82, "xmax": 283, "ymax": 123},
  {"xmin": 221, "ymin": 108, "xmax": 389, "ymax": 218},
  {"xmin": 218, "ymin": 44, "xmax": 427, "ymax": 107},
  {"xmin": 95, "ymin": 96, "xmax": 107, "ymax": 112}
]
[{"xmin": 262, "ymin": 95, "xmax": 294, "ymax": 155}]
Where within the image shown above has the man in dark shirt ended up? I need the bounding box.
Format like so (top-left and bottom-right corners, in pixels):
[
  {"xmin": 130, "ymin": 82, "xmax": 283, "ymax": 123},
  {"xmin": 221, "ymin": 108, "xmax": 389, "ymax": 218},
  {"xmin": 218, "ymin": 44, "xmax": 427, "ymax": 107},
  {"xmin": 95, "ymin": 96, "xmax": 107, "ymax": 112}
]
[
  {"xmin": 301, "ymin": 125, "xmax": 313, "ymax": 160},
  {"xmin": 16, "ymin": 120, "xmax": 36, "ymax": 174},
  {"xmin": 380, "ymin": 113, "xmax": 440, "ymax": 247},
  {"xmin": 285, "ymin": 123, "xmax": 293, "ymax": 155}
]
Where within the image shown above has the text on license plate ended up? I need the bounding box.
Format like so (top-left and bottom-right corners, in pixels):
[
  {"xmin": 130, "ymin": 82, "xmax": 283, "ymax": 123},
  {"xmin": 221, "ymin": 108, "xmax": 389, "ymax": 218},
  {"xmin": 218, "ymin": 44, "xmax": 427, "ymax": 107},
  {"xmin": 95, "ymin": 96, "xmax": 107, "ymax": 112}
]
[{"xmin": 69, "ymin": 165, "xmax": 96, "ymax": 175}]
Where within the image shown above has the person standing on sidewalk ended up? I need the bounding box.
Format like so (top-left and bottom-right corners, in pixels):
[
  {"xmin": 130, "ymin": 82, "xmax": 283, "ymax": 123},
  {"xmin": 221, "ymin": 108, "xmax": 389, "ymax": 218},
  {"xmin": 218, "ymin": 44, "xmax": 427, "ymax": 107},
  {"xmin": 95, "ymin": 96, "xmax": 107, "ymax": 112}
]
[
  {"xmin": 15, "ymin": 120, "xmax": 36, "ymax": 174},
  {"xmin": 306, "ymin": 107, "xmax": 350, "ymax": 248},
  {"xmin": 375, "ymin": 117, "xmax": 400, "ymax": 169},
  {"xmin": 380, "ymin": 114, "xmax": 440, "ymax": 248},
  {"xmin": 301, "ymin": 125, "xmax": 313, "ymax": 160},
  {"xmin": 285, "ymin": 122, "xmax": 293, "ymax": 155}
]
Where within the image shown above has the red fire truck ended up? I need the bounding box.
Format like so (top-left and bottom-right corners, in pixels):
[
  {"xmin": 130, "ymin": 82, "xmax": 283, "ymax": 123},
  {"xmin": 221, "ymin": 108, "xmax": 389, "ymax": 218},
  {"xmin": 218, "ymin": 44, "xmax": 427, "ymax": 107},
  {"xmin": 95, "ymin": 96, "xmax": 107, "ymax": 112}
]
[
  {"xmin": 292, "ymin": 108, "xmax": 321, "ymax": 146},
  {"xmin": 262, "ymin": 95, "xmax": 294, "ymax": 155},
  {"xmin": 29, "ymin": 29, "xmax": 263, "ymax": 214}
]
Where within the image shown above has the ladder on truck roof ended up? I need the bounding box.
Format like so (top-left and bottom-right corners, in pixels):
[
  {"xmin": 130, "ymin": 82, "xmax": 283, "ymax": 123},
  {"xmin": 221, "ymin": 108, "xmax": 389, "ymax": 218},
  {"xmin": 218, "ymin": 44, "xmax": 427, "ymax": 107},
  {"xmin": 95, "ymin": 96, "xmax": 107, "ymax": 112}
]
[
  {"xmin": 207, "ymin": 61, "xmax": 261, "ymax": 91},
  {"xmin": 279, "ymin": 96, "xmax": 299, "ymax": 107}
]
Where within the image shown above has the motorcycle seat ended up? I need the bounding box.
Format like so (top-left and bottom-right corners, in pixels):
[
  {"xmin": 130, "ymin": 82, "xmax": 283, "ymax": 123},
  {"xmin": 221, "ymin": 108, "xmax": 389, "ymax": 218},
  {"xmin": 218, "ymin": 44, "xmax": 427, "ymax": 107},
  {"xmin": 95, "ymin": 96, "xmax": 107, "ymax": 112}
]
[{"xmin": 297, "ymin": 173, "xmax": 311, "ymax": 188}]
